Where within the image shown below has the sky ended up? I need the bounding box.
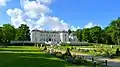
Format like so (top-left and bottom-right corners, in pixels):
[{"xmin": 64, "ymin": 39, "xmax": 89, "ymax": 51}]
[{"xmin": 0, "ymin": 0, "xmax": 120, "ymax": 31}]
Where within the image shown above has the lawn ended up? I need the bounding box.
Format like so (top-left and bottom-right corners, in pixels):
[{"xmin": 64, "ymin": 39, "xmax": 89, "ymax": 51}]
[{"xmin": 0, "ymin": 46, "xmax": 98, "ymax": 67}]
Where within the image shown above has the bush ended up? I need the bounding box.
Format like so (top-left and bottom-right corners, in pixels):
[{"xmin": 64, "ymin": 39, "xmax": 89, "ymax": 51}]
[
  {"xmin": 53, "ymin": 51, "xmax": 58, "ymax": 56},
  {"xmin": 116, "ymin": 48, "xmax": 120, "ymax": 56},
  {"xmin": 64, "ymin": 48, "xmax": 72, "ymax": 57},
  {"xmin": 43, "ymin": 46, "xmax": 47, "ymax": 51},
  {"xmin": 71, "ymin": 47, "xmax": 74, "ymax": 51},
  {"xmin": 56, "ymin": 52, "xmax": 63, "ymax": 58},
  {"xmin": 73, "ymin": 55, "xmax": 87, "ymax": 65},
  {"xmin": 84, "ymin": 49, "xmax": 89, "ymax": 52},
  {"xmin": 72, "ymin": 54, "xmax": 77, "ymax": 59}
]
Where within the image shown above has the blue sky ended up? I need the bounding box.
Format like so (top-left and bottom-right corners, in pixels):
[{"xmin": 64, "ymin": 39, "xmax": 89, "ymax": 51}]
[{"xmin": 0, "ymin": 0, "xmax": 120, "ymax": 30}]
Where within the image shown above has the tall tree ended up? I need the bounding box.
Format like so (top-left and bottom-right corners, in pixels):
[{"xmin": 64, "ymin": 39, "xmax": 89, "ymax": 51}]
[
  {"xmin": 68, "ymin": 29, "xmax": 72, "ymax": 34},
  {"xmin": 2, "ymin": 24, "xmax": 16, "ymax": 43},
  {"xmin": 104, "ymin": 26, "xmax": 114, "ymax": 44},
  {"xmin": 107, "ymin": 19, "xmax": 120, "ymax": 45},
  {"xmin": 82, "ymin": 28, "xmax": 90, "ymax": 42},
  {"xmin": 16, "ymin": 24, "xmax": 31, "ymax": 41},
  {"xmin": 89, "ymin": 26, "xmax": 102, "ymax": 43},
  {"xmin": 0, "ymin": 27, "xmax": 3, "ymax": 44},
  {"xmin": 74, "ymin": 29, "xmax": 83, "ymax": 41}
]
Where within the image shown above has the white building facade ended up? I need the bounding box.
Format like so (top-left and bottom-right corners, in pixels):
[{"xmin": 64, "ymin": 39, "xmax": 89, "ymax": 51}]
[{"xmin": 31, "ymin": 29, "xmax": 78, "ymax": 44}]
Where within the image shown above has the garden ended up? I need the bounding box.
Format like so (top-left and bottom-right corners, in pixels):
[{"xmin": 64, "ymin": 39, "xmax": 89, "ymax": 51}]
[
  {"xmin": 50, "ymin": 44, "xmax": 120, "ymax": 59},
  {"xmin": 0, "ymin": 46, "xmax": 103, "ymax": 67}
]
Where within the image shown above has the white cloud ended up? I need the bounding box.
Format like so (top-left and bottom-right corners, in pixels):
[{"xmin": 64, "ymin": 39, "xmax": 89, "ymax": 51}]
[
  {"xmin": 77, "ymin": 26, "xmax": 80, "ymax": 29},
  {"xmin": 70, "ymin": 26, "xmax": 80, "ymax": 31},
  {"xmin": 84, "ymin": 22, "xmax": 97, "ymax": 28},
  {"xmin": 7, "ymin": 8, "xmax": 23, "ymax": 18},
  {"xmin": 7, "ymin": 0, "xmax": 78, "ymax": 31},
  {"xmin": 22, "ymin": 0, "xmax": 51, "ymax": 19},
  {"xmin": 38, "ymin": 0, "xmax": 52, "ymax": 4},
  {"xmin": 0, "ymin": 0, "xmax": 9, "ymax": 6},
  {"xmin": 7, "ymin": 8, "xmax": 26, "ymax": 28}
]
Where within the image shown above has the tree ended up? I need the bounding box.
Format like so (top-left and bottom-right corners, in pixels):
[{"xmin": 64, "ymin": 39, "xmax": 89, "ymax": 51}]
[
  {"xmin": 106, "ymin": 18, "xmax": 120, "ymax": 45},
  {"xmin": 89, "ymin": 26, "xmax": 102, "ymax": 43},
  {"xmin": 2, "ymin": 24, "xmax": 16, "ymax": 43},
  {"xmin": 82, "ymin": 28, "xmax": 90, "ymax": 42},
  {"xmin": 100, "ymin": 30, "xmax": 112, "ymax": 44},
  {"xmin": 16, "ymin": 24, "xmax": 31, "ymax": 41},
  {"xmin": 68, "ymin": 29, "xmax": 72, "ymax": 34},
  {"xmin": 74, "ymin": 29, "xmax": 83, "ymax": 41},
  {"xmin": 0, "ymin": 27, "xmax": 3, "ymax": 44},
  {"xmin": 104, "ymin": 26, "xmax": 114, "ymax": 44}
]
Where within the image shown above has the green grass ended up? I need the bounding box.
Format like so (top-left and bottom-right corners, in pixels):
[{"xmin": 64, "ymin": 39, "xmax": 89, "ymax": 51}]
[{"xmin": 0, "ymin": 46, "xmax": 99, "ymax": 67}]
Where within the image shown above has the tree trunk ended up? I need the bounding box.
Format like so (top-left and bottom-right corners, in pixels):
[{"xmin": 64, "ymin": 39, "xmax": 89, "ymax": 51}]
[
  {"xmin": 117, "ymin": 37, "xmax": 120, "ymax": 45},
  {"xmin": 23, "ymin": 41, "xmax": 24, "ymax": 46}
]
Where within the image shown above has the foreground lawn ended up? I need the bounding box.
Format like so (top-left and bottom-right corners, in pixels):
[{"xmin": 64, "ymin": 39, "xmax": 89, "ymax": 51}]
[{"xmin": 0, "ymin": 46, "xmax": 98, "ymax": 67}]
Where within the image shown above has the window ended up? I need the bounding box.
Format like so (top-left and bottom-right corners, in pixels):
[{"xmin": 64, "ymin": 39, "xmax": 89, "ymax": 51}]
[
  {"xmin": 35, "ymin": 37, "xmax": 37, "ymax": 41},
  {"xmin": 65, "ymin": 38, "xmax": 66, "ymax": 41}
]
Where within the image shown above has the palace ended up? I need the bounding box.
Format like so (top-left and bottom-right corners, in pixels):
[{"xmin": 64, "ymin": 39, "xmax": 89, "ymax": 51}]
[{"xmin": 31, "ymin": 29, "xmax": 79, "ymax": 44}]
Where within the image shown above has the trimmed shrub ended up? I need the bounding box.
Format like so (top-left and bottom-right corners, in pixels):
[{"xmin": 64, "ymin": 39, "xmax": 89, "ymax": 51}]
[
  {"xmin": 43, "ymin": 46, "xmax": 47, "ymax": 51},
  {"xmin": 71, "ymin": 47, "xmax": 74, "ymax": 51},
  {"xmin": 116, "ymin": 48, "xmax": 120, "ymax": 56},
  {"xmin": 56, "ymin": 52, "xmax": 63, "ymax": 58},
  {"xmin": 73, "ymin": 55, "xmax": 87, "ymax": 65},
  {"xmin": 64, "ymin": 48, "xmax": 72, "ymax": 57}
]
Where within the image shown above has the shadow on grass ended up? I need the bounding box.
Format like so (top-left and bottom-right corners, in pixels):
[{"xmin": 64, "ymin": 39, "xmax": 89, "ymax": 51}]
[
  {"xmin": 0, "ymin": 53, "xmax": 102, "ymax": 67},
  {"xmin": 0, "ymin": 52, "xmax": 74, "ymax": 67},
  {"xmin": 0, "ymin": 47, "xmax": 97, "ymax": 67},
  {"xmin": 0, "ymin": 49, "xmax": 40, "ymax": 52}
]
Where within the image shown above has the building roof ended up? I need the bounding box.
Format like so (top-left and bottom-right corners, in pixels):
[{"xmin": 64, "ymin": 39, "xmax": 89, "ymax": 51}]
[{"xmin": 31, "ymin": 29, "xmax": 68, "ymax": 33}]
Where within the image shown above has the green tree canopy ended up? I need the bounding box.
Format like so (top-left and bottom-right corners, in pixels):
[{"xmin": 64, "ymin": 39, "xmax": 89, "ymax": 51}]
[
  {"xmin": 16, "ymin": 24, "xmax": 31, "ymax": 41},
  {"xmin": 0, "ymin": 27, "xmax": 3, "ymax": 43},
  {"xmin": 89, "ymin": 26, "xmax": 102, "ymax": 43},
  {"xmin": 74, "ymin": 29, "xmax": 82, "ymax": 41},
  {"xmin": 2, "ymin": 24, "xmax": 16, "ymax": 43},
  {"xmin": 82, "ymin": 28, "xmax": 90, "ymax": 42},
  {"xmin": 106, "ymin": 19, "xmax": 120, "ymax": 45}
]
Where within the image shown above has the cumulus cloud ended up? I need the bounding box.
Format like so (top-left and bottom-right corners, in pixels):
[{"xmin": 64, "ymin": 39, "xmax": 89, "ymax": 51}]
[
  {"xmin": 39, "ymin": 0, "xmax": 52, "ymax": 4},
  {"xmin": 7, "ymin": 0, "xmax": 78, "ymax": 31},
  {"xmin": 23, "ymin": 0, "xmax": 51, "ymax": 18},
  {"xmin": 71, "ymin": 26, "xmax": 80, "ymax": 31},
  {"xmin": 7, "ymin": 8, "xmax": 26, "ymax": 28},
  {"xmin": 0, "ymin": 0, "xmax": 9, "ymax": 6},
  {"xmin": 84, "ymin": 22, "xmax": 98, "ymax": 28}
]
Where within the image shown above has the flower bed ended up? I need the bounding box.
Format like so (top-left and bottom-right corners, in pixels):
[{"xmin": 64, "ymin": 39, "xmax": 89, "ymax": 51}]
[{"xmin": 40, "ymin": 46, "xmax": 93, "ymax": 65}]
